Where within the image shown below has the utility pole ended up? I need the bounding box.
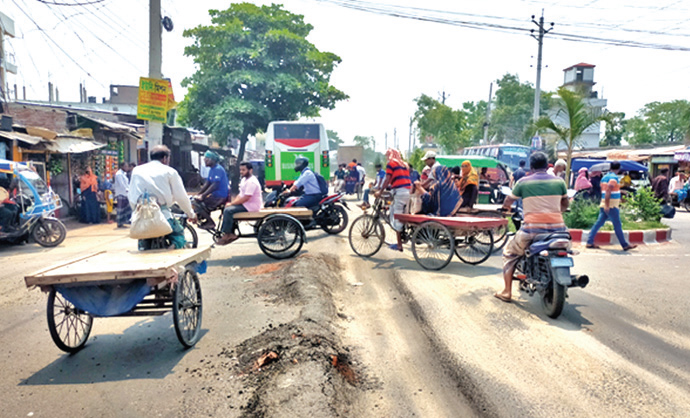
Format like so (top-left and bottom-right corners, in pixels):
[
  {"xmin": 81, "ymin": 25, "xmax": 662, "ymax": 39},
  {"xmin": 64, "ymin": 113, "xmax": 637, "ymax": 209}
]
[
  {"xmin": 531, "ymin": 10, "xmax": 554, "ymax": 122},
  {"xmin": 439, "ymin": 90, "xmax": 449, "ymax": 105},
  {"xmin": 147, "ymin": 0, "xmax": 164, "ymax": 151},
  {"xmin": 385, "ymin": 132, "xmax": 388, "ymax": 150},
  {"xmin": 408, "ymin": 117, "xmax": 413, "ymax": 156},
  {"xmin": 393, "ymin": 128, "xmax": 397, "ymax": 149},
  {"xmin": 483, "ymin": 82, "xmax": 493, "ymax": 144}
]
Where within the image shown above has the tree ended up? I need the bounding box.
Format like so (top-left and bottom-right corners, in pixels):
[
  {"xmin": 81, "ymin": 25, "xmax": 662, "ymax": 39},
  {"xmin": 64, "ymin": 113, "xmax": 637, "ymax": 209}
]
[
  {"xmin": 353, "ymin": 135, "xmax": 374, "ymax": 150},
  {"xmin": 327, "ymin": 129, "xmax": 344, "ymax": 151},
  {"xmin": 625, "ymin": 116, "xmax": 655, "ymax": 145},
  {"xmin": 413, "ymin": 94, "xmax": 468, "ymax": 153},
  {"xmin": 460, "ymin": 100, "xmax": 488, "ymax": 146},
  {"xmin": 181, "ymin": 3, "xmax": 347, "ymax": 191},
  {"xmin": 490, "ymin": 74, "xmax": 552, "ymax": 144},
  {"xmin": 408, "ymin": 147, "xmax": 425, "ymax": 172},
  {"xmin": 600, "ymin": 111, "xmax": 626, "ymax": 147},
  {"xmin": 535, "ymin": 87, "xmax": 599, "ymax": 181},
  {"xmin": 640, "ymin": 100, "xmax": 690, "ymax": 142}
]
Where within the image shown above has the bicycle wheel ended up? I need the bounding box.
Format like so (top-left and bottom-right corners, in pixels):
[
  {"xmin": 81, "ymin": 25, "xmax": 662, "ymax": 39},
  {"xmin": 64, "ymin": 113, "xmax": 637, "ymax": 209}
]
[
  {"xmin": 184, "ymin": 223, "xmax": 199, "ymax": 248},
  {"xmin": 455, "ymin": 230, "xmax": 494, "ymax": 265},
  {"xmin": 348, "ymin": 214, "xmax": 385, "ymax": 257},
  {"xmin": 173, "ymin": 266, "xmax": 203, "ymax": 348},
  {"xmin": 47, "ymin": 289, "xmax": 93, "ymax": 353},
  {"xmin": 411, "ymin": 221, "xmax": 455, "ymax": 270}
]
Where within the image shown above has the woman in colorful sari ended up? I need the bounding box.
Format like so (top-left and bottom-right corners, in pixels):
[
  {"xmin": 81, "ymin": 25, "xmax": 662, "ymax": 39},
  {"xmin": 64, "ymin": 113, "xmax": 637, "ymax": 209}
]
[
  {"xmin": 80, "ymin": 166, "xmax": 100, "ymax": 224},
  {"xmin": 456, "ymin": 160, "xmax": 479, "ymax": 209},
  {"xmin": 419, "ymin": 165, "xmax": 460, "ymax": 216}
]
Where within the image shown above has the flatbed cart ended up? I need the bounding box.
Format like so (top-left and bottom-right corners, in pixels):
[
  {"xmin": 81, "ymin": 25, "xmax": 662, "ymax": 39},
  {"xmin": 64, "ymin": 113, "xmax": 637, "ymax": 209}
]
[
  {"xmin": 24, "ymin": 246, "xmax": 211, "ymax": 353},
  {"xmin": 348, "ymin": 195, "xmax": 507, "ymax": 271}
]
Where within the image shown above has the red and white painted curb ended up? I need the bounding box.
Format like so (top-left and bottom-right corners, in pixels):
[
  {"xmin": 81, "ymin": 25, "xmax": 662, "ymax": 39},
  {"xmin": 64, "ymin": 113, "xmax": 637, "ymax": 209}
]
[{"xmin": 569, "ymin": 229, "xmax": 672, "ymax": 246}]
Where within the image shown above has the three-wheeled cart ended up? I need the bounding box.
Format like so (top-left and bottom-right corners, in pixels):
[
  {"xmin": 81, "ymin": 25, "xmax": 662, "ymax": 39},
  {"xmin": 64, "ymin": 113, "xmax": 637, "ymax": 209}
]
[
  {"xmin": 348, "ymin": 195, "xmax": 507, "ymax": 270},
  {"xmin": 24, "ymin": 247, "xmax": 211, "ymax": 353}
]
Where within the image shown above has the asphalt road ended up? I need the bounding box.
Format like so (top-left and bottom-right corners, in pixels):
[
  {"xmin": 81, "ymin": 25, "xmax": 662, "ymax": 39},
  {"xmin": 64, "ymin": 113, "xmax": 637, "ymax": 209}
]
[{"xmin": 0, "ymin": 205, "xmax": 688, "ymax": 417}]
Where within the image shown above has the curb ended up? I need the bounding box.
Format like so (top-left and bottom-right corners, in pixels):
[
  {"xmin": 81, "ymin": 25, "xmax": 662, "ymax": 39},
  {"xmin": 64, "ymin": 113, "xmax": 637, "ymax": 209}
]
[{"xmin": 568, "ymin": 228, "xmax": 672, "ymax": 246}]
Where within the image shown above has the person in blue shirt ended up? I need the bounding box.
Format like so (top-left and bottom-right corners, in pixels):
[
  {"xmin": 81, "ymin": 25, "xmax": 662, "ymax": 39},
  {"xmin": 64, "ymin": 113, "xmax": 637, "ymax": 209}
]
[
  {"xmin": 359, "ymin": 163, "xmax": 386, "ymax": 209},
  {"xmin": 193, "ymin": 150, "xmax": 229, "ymax": 229},
  {"xmin": 283, "ymin": 157, "xmax": 323, "ymax": 208}
]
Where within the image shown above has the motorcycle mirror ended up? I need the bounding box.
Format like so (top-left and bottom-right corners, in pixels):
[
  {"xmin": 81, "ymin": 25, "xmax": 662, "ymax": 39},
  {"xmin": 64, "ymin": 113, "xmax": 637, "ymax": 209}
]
[{"xmin": 501, "ymin": 186, "xmax": 512, "ymax": 196}]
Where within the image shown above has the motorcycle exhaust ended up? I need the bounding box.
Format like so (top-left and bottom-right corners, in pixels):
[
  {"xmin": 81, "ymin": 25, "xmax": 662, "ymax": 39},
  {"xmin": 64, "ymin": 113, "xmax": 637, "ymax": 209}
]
[{"xmin": 569, "ymin": 275, "xmax": 589, "ymax": 288}]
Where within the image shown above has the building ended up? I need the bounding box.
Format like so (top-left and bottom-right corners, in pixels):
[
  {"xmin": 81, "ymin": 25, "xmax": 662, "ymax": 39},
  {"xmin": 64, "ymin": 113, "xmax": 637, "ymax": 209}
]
[{"xmin": 548, "ymin": 63, "xmax": 608, "ymax": 150}]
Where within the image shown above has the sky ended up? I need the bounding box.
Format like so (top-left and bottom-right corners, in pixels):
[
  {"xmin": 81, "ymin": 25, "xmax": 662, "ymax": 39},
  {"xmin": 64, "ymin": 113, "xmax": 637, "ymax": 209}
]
[{"xmin": 2, "ymin": 0, "xmax": 690, "ymax": 153}]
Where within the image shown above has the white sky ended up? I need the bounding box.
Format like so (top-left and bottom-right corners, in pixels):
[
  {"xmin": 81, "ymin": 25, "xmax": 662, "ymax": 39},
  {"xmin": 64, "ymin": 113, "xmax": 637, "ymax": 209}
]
[{"xmin": 3, "ymin": 0, "xmax": 690, "ymax": 152}]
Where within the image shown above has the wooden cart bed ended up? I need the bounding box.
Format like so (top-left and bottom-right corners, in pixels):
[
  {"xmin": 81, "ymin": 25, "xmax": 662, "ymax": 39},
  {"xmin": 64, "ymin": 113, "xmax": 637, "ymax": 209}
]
[
  {"xmin": 234, "ymin": 207, "xmax": 313, "ymax": 221},
  {"xmin": 25, "ymin": 246, "xmax": 212, "ymax": 287},
  {"xmin": 394, "ymin": 214, "xmax": 508, "ymax": 229}
]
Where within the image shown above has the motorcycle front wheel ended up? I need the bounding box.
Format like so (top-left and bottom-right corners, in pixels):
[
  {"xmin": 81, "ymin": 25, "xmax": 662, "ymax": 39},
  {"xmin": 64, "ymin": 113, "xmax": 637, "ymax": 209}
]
[
  {"xmin": 33, "ymin": 218, "xmax": 67, "ymax": 247},
  {"xmin": 542, "ymin": 281, "xmax": 566, "ymax": 319}
]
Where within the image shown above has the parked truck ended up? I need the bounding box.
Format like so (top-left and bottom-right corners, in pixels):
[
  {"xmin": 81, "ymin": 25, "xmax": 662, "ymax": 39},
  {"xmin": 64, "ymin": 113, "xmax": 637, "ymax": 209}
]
[{"xmin": 337, "ymin": 145, "xmax": 364, "ymax": 166}]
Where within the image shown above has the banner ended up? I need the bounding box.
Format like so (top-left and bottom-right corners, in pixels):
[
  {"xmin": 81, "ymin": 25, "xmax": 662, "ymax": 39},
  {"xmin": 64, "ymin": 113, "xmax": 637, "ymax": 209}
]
[{"xmin": 137, "ymin": 77, "xmax": 176, "ymax": 123}]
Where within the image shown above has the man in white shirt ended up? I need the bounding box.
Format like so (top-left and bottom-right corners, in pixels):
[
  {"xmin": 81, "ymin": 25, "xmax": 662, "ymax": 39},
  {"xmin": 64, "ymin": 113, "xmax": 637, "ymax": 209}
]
[
  {"xmin": 128, "ymin": 145, "xmax": 196, "ymax": 248},
  {"xmin": 421, "ymin": 151, "xmax": 440, "ymax": 188},
  {"xmin": 669, "ymin": 171, "xmax": 686, "ymax": 195},
  {"xmin": 356, "ymin": 162, "xmax": 366, "ymax": 185},
  {"xmin": 114, "ymin": 162, "xmax": 132, "ymax": 228},
  {"xmin": 217, "ymin": 161, "xmax": 263, "ymax": 245}
]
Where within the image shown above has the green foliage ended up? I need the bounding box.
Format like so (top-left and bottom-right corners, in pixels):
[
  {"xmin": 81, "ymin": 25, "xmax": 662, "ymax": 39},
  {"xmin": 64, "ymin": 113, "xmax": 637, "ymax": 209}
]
[
  {"xmin": 407, "ymin": 147, "xmax": 425, "ymax": 172},
  {"xmin": 353, "ymin": 135, "xmax": 374, "ymax": 150},
  {"xmin": 327, "ymin": 130, "xmax": 344, "ymax": 151},
  {"xmin": 47, "ymin": 157, "xmax": 64, "ymax": 177},
  {"xmin": 534, "ymin": 87, "xmax": 600, "ymax": 181},
  {"xmin": 641, "ymin": 100, "xmax": 690, "ymax": 142},
  {"xmin": 625, "ymin": 116, "xmax": 655, "ymax": 145},
  {"xmin": 181, "ymin": 3, "xmax": 347, "ymax": 150},
  {"xmin": 623, "ymin": 186, "xmax": 662, "ymax": 222},
  {"xmin": 564, "ymin": 198, "xmax": 601, "ymax": 229},
  {"xmin": 413, "ymin": 94, "xmax": 468, "ymax": 153},
  {"xmin": 600, "ymin": 111, "xmax": 625, "ymax": 147}
]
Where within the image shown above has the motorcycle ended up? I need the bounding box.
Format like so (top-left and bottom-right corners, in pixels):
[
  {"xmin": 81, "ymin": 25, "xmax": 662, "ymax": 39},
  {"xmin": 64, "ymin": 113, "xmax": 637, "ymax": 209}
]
[
  {"xmin": 0, "ymin": 159, "xmax": 67, "ymax": 247},
  {"xmin": 264, "ymin": 184, "xmax": 349, "ymax": 234},
  {"xmin": 500, "ymin": 186, "xmax": 589, "ymax": 319}
]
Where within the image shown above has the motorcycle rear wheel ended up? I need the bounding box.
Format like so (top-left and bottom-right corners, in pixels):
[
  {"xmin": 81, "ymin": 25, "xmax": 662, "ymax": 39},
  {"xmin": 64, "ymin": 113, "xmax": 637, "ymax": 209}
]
[
  {"xmin": 542, "ymin": 281, "xmax": 566, "ymax": 319},
  {"xmin": 321, "ymin": 205, "xmax": 348, "ymax": 235}
]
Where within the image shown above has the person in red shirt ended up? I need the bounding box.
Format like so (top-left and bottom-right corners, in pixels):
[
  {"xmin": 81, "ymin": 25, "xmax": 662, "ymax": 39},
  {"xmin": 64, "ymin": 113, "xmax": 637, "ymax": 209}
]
[{"xmin": 375, "ymin": 149, "xmax": 411, "ymax": 251}]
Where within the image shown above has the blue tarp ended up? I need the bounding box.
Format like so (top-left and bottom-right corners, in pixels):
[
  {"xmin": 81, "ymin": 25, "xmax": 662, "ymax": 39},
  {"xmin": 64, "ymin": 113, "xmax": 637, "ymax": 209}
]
[
  {"xmin": 570, "ymin": 159, "xmax": 648, "ymax": 173},
  {"xmin": 56, "ymin": 281, "xmax": 151, "ymax": 317}
]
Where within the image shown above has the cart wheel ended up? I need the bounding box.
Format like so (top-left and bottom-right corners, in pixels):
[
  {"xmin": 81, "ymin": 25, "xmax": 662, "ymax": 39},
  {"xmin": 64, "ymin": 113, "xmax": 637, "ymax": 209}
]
[
  {"xmin": 47, "ymin": 289, "xmax": 93, "ymax": 353},
  {"xmin": 455, "ymin": 230, "xmax": 494, "ymax": 265},
  {"xmin": 411, "ymin": 221, "xmax": 455, "ymax": 271},
  {"xmin": 321, "ymin": 204, "xmax": 349, "ymax": 235},
  {"xmin": 257, "ymin": 216, "xmax": 304, "ymax": 259},
  {"xmin": 348, "ymin": 214, "xmax": 385, "ymax": 257},
  {"xmin": 184, "ymin": 223, "xmax": 198, "ymax": 249},
  {"xmin": 490, "ymin": 224, "xmax": 509, "ymax": 252},
  {"xmin": 173, "ymin": 266, "xmax": 203, "ymax": 348},
  {"xmin": 33, "ymin": 218, "xmax": 67, "ymax": 247}
]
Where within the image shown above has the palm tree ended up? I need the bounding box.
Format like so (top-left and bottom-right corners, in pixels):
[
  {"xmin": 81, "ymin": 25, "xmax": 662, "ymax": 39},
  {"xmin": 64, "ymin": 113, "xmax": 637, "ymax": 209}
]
[{"xmin": 534, "ymin": 87, "xmax": 600, "ymax": 182}]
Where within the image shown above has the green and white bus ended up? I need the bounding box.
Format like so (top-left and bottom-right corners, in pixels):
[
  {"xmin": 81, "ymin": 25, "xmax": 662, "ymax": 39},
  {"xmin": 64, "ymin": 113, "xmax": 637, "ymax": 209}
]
[{"xmin": 264, "ymin": 121, "xmax": 330, "ymax": 188}]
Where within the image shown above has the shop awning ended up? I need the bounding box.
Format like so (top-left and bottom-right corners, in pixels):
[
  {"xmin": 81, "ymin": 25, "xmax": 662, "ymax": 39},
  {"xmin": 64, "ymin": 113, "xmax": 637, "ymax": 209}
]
[
  {"xmin": 42, "ymin": 136, "xmax": 107, "ymax": 154},
  {"xmin": 0, "ymin": 130, "xmax": 44, "ymax": 145},
  {"xmin": 675, "ymin": 149, "xmax": 690, "ymax": 162}
]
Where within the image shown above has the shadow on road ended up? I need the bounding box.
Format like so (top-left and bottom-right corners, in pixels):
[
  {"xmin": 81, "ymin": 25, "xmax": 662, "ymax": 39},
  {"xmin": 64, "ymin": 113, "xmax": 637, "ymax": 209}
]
[{"xmin": 19, "ymin": 314, "xmax": 207, "ymax": 386}]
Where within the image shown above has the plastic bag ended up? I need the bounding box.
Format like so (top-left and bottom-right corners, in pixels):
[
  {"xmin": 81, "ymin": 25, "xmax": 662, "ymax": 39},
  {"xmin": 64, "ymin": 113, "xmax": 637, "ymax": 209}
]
[
  {"xmin": 408, "ymin": 191, "xmax": 423, "ymax": 214},
  {"xmin": 129, "ymin": 193, "xmax": 172, "ymax": 239}
]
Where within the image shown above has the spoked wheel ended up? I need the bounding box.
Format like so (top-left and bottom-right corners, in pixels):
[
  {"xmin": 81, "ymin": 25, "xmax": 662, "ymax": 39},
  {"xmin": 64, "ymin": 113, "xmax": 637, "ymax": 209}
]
[
  {"xmin": 348, "ymin": 214, "xmax": 385, "ymax": 257},
  {"xmin": 33, "ymin": 218, "xmax": 67, "ymax": 247},
  {"xmin": 542, "ymin": 281, "xmax": 566, "ymax": 319},
  {"xmin": 321, "ymin": 205, "xmax": 349, "ymax": 235},
  {"xmin": 490, "ymin": 224, "xmax": 509, "ymax": 252},
  {"xmin": 257, "ymin": 216, "xmax": 304, "ymax": 259},
  {"xmin": 455, "ymin": 230, "xmax": 494, "ymax": 265},
  {"xmin": 47, "ymin": 289, "xmax": 93, "ymax": 353},
  {"xmin": 173, "ymin": 266, "xmax": 203, "ymax": 348},
  {"xmin": 411, "ymin": 221, "xmax": 455, "ymax": 270},
  {"xmin": 184, "ymin": 223, "xmax": 198, "ymax": 248}
]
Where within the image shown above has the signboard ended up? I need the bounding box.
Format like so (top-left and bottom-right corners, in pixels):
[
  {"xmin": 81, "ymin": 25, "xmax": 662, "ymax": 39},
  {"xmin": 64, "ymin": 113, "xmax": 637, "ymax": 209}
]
[{"xmin": 137, "ymin": 77, "xmax": 176, "ymax": 123}]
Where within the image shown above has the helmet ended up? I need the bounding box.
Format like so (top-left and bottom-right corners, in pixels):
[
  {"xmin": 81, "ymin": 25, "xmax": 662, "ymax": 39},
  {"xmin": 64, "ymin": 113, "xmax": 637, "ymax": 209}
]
[{"xmin": 294, "ymin": 157, "xmax": 309, "ymax": 172}]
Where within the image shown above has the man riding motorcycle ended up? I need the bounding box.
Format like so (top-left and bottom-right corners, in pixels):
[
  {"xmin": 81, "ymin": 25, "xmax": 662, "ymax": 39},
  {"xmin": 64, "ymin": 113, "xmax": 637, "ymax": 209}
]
[
  {"xmin": 495, "ymin": 151, "xmax": 569, "ymax": 303},
  {"xmin": 282, "ymin": 157, "xmax": 324, "ymax": 208}
]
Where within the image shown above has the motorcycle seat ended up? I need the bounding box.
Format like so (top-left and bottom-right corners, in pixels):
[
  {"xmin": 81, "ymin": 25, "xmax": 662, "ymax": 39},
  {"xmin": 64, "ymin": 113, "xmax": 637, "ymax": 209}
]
[{"xmin": 532, "ymin": 231, "xmax": 571, "ymax": 242}]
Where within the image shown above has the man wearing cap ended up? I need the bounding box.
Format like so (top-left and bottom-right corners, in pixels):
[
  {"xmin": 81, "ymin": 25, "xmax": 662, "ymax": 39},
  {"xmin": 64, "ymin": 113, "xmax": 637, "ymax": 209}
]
[
  {"xmin": 421, "ymin": 150, "xmax": 440, "ymax": 188},
  {"xmin": 193, "ymin": 150, "xmax": 229, "ymax": 229}
]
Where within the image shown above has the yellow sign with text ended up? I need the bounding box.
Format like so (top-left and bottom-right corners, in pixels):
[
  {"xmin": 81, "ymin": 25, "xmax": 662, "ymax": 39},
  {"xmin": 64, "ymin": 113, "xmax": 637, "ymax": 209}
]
[{"xmin": 137, "ymin": 77, "xmax": 176, "ymax": 123}]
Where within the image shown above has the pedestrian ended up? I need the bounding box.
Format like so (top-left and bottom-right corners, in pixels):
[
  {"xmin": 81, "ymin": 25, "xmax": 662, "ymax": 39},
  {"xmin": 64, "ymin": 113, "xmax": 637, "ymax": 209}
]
[
  {"xmin": 586, "ymin": 161, "xmax": 637, "ymax": 251},
  {"xmin": 375, "ymin": 149, "xmax": 411, "ymax": 252},
  {"xmin": 128, "ymin": 145, "xmax": 197, "ymax": 249},
  {"xmin": 552, "ymin": 159, "xmax": 567, "ymax": 180},
  {"xmin": 216, "ymin": 161, "xmax": 263, "ymax": 245},
  {"xmin": 574, "ymin": 167, "xmax": 592, "ymax": 191},
  {"xmin": 651, "ymin": 168, "xmax": 670, "ymax": 203},
  {"xmin": 510, "ymin": 160, "xmax": 527, "ymax": 187},
  {"xmin": 114, "ymin": 162, "xmax": 132, "ymax": 228},
  {"xmin": 80, "ymin": 166, "xmax": 100, "ymax": 224}
]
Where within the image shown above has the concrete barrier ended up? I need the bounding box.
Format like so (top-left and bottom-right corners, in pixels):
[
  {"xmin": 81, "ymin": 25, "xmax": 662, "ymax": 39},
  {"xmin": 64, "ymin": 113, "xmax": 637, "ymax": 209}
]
[{"xmin": 568, "ymin": 228, "xmax": 672, "ymax": 245}]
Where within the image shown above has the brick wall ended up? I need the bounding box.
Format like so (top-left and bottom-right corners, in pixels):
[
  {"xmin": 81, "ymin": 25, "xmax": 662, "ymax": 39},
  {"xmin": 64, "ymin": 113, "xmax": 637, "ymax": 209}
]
[{"xmin": 7, "ymin": 103, "xmax": 68, "ymax": 132}]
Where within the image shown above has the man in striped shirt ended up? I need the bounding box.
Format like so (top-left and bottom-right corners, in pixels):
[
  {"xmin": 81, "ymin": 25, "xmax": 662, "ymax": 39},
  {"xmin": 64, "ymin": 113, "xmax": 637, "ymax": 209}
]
[
  {"xmin": 586, "ymin": 161, "xmax": 637, "ymax": 251},
  {"xmin": 375, "ymin": 149, "xmax": 411, "ymax": 251},
  {"xmin": 496, "ymin": 152, "xmax": 569, "ymax": 303}
]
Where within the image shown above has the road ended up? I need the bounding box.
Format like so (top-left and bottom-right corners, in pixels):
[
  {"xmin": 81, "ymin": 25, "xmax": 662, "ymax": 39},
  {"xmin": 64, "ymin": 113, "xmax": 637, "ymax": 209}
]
[{"xmin": 0, "ymin": 205, "xmax": 689, "ymax": 417}]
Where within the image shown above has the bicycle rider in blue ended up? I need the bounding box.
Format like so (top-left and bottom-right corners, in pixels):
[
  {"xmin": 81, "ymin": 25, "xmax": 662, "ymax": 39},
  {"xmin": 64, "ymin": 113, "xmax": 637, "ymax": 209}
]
[{"xmin": 282, "ymin": 157, "xmax": 323, "ymax": 208}]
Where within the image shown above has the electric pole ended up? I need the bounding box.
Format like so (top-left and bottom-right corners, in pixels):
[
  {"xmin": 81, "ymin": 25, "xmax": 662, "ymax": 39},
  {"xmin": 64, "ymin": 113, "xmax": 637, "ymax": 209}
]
[
  {"xmin": 408, "ymin": 117, "xmax": 413, "ymax": 156},
  {"xmin": 147, "ymin": 0, "xmax": 164, "ymax": 151},
  {"xmin": 531, "ymin": 10, "xmax": 554, "ymax": 122},
  {"xmin": 439, "ymin": 90, "xmax": 449, "ymax": 105},
  {"xmin": 393, "ymin": 128, "xmax": 397, "ymax": 149},
  {"xmin": 483, "ymin": 82, "xmax": 493, "ymax": 144},
  {"xmin": 385, "ymin": 132, "xmax": 388, "ymax": 150}
]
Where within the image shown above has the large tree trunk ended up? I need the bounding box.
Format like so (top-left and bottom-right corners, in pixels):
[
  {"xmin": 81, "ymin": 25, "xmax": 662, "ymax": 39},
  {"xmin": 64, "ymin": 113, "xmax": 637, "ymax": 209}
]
[{"xmin": 230, "ymin": 133, "xmax": 249, "ymax": 196}]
